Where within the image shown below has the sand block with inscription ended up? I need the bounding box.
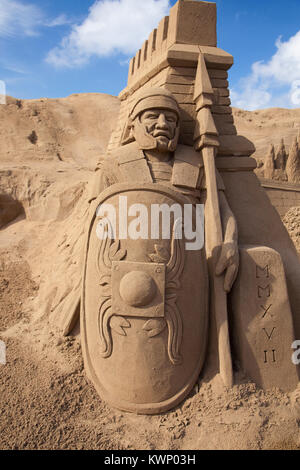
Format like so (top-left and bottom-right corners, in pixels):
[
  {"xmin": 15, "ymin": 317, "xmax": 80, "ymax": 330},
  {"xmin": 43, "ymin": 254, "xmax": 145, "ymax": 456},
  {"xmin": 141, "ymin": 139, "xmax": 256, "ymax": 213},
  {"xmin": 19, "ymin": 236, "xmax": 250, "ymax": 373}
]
[{"xmin": 231, "ymin": 245, "xmax": 299, "ymax": 392}]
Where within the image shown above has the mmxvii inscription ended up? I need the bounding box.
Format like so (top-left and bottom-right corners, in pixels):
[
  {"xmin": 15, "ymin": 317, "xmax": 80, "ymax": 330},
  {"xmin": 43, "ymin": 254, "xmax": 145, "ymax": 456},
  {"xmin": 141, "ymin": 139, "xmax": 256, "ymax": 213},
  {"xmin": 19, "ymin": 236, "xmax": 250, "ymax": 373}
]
[
  {"xmin": 256, "ymin": 262, "xmax": 276, "ymax": 366},
  {"xmin": 231, "ymin": 246, "xmax": 299, "ymax": 392}
]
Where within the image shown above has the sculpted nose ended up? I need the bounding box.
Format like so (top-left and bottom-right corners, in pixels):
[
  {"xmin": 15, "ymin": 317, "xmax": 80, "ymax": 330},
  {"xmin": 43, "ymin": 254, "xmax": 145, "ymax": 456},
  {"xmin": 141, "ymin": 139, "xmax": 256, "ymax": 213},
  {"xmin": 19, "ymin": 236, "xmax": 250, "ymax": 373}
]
[{"xmin": 157, "ymin": 113, "xmax": 168, "ymax": 128}]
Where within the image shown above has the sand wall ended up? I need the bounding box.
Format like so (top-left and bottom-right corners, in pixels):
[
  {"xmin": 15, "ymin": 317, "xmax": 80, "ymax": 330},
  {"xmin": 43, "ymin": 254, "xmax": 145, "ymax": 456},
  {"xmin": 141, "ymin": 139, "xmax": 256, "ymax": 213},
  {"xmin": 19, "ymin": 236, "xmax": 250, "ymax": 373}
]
[{"xmin": 261, "ymin": 179, "xmax": 300, "ymax": 217}]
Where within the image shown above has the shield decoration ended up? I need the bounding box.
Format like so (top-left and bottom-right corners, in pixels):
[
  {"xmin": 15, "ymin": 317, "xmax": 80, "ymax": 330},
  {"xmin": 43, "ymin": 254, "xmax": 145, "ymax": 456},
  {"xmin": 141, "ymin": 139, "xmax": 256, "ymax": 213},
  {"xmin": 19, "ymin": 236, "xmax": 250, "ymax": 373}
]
[{"xmin": 81, "ymin": 183, "xmax": 208, "ymax": 414}]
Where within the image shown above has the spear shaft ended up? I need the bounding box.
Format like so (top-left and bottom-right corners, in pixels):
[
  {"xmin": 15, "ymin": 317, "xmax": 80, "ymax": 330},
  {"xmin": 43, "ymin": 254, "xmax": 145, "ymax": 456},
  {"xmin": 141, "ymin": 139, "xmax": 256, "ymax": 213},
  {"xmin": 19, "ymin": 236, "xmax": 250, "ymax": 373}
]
[{"xmin": 193, "ymin": 53, "xmax": 233, "ymax": 388}]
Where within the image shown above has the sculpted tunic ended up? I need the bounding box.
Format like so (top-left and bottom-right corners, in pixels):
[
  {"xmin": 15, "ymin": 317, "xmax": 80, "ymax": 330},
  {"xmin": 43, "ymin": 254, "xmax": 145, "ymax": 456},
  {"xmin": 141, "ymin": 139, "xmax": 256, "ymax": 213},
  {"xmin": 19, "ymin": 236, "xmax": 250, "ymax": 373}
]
[{"xmin": 89, "ymin": 141, "xmax": 225, "ymax": 204}]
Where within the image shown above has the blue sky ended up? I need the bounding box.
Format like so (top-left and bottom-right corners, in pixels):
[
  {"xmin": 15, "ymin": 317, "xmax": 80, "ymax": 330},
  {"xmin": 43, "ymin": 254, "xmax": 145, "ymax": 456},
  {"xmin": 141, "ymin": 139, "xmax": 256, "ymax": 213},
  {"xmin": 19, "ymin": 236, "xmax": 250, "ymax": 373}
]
[{"xmin": 0, "ymin": 0, "xmax": 300, "ymax": 109}]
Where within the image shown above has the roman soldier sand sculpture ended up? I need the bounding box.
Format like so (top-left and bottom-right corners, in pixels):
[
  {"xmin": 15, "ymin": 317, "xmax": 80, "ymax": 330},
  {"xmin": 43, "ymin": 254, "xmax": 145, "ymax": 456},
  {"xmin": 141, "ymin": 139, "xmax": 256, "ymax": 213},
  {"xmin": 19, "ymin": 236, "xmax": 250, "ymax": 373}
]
[
  {"xmin": 81, "ymin": 87, "xmax": 239, "ymax": 413},
  {"xmin": 51, "ymin": 1, "xmax": 299, "ymax": 414}
]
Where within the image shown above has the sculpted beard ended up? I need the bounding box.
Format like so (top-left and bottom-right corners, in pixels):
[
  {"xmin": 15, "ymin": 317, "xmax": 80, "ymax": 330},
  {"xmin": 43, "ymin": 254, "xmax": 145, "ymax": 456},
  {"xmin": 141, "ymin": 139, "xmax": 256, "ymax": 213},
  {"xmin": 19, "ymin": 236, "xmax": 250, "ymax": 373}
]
[{"xmin": 130, "ymin": 111, "xmax": 180, "ymax": 152}]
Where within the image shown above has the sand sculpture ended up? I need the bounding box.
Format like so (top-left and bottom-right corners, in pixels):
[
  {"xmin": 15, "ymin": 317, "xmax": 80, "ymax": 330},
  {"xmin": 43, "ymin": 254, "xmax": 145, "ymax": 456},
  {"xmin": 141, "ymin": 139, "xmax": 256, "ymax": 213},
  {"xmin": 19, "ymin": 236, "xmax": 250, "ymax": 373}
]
[
  {"xmin": 275, "ymin": 139, "xmax": 288, "ymax": 171},
  {"xmin": 286, "ymin": 136, "xmax": 300, "ymax": 184},
  {"xmin": 82, "ymin": 86, "xmax": 239, "ymax": 413},
  {"xmin": 262, "ymin": 136, "xmax": 300, "ymax": 182},
  {"xmin": 75, "ymin": 1, "xmax": 299, "ymax": 414}
]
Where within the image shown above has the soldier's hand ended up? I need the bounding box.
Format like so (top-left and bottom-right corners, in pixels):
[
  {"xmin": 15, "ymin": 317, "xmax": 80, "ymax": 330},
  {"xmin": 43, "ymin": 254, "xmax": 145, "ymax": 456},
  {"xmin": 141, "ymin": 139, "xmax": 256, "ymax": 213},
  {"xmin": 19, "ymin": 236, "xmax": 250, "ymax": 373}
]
[{"xmin": 215, "ymin": 241, "xmax": 239, "ymax": 293}]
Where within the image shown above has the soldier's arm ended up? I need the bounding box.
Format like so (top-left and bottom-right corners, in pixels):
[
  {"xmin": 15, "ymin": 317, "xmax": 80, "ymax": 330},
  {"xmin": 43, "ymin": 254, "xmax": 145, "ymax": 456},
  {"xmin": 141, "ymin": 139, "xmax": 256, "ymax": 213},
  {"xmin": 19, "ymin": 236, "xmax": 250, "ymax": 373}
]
[
  {"xmin": 215, "ymin": 180, "xmax": 239, "ymax": 293},
  {"xmin": 199, "ymin": 168, "xmax": 238, "ymax": 245},
  {"xmin": 219, "ymin": 190, "xmax": 238, "ymax": 245}
]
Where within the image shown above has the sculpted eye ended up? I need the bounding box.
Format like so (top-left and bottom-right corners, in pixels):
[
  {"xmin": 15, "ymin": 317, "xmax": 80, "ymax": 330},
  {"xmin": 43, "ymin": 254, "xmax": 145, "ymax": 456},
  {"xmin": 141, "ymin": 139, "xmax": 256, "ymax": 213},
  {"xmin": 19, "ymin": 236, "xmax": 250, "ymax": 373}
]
[{"xmin": 165, "ymin": 114, "xmax": 177, "ymax": 123}]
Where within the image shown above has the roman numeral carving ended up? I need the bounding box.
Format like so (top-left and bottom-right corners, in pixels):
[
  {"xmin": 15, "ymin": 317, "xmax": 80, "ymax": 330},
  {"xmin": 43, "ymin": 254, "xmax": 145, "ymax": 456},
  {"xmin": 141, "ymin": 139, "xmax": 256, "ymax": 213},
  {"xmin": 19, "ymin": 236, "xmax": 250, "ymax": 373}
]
[
  {"xmin": 263, "ymin": 327, "xmax": 276, "ymax": 340},
  {"xmin": 260, "ymin": 304, "xmax": 272, "ymax": 319},
  {"xmin": 263, "ymin": 349, "xmax": 276, "ymax": 363},
  {"xmin": 258, "ymin": 285, "xmax": 270, "ymax": 298},
  {"xmin": 256, "ymin": 265, "xmax": 269, "ymax": 279}
]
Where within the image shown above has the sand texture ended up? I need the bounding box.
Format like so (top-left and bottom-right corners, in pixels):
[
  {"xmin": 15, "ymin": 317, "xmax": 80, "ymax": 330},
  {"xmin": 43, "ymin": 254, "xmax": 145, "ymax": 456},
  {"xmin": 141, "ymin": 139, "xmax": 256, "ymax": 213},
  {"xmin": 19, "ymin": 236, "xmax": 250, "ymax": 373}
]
[{"xmin": 233, "ymin": 107, "xmax": 300, "ymax": 163}]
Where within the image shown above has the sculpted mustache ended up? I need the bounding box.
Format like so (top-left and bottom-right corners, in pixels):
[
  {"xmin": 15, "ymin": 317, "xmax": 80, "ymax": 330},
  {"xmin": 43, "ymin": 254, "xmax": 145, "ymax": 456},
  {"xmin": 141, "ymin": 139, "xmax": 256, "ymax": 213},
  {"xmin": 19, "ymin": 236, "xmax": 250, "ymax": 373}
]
[{"xmin": 152, "ymin": 131, "xmax": 170, "ymax": 138}]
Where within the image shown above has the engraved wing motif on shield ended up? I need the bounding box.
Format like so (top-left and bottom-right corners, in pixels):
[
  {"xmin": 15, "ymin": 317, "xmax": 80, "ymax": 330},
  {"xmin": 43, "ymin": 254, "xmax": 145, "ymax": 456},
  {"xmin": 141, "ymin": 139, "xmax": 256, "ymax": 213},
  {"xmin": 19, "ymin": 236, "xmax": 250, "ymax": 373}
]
[{"xmin": 96, "ymin": 217, "xmax": 185, "ymax": 365}]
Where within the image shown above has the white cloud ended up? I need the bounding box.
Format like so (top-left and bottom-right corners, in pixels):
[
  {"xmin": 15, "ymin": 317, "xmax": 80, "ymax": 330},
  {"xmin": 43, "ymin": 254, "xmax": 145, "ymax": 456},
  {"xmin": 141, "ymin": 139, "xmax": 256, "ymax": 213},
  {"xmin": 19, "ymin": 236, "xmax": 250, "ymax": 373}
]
[
  {"xmin": 231, "ymin": 30, "xmax": 300, "ymax": 110},
  {"xmin": 0, "ymin": 0, "xmax": 42, "ymax": 37},
  {"xmin": 0, "ymin": 0, "xmax": 71, "ymax": 38},
  {"xmin": 45, "ymin": 14, "xmax": 73, "ymax": 28},
  {"xmin": 46, "ymin": 0, "xmax": 170, "ymax": 68}
]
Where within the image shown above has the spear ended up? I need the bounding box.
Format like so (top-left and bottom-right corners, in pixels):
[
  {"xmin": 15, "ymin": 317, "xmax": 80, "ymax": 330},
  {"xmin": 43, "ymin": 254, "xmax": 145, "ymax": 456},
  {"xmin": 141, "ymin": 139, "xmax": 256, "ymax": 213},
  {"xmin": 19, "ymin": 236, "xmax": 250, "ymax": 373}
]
[{"xmin": 193, "ymin": 52, "xmax": 233, "ymax": 388}]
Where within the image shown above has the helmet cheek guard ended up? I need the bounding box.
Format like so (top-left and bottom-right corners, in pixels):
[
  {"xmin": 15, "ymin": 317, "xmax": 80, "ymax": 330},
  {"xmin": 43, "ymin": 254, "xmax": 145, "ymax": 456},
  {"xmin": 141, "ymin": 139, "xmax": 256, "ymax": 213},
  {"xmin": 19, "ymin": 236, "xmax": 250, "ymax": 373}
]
[
  {"xmin": 168, "ymin": 125, "xmax": 180, "ymax": 152},
  {"xmin": 129, "ymin": 117, "xmax": 159, "ymax": 150}
]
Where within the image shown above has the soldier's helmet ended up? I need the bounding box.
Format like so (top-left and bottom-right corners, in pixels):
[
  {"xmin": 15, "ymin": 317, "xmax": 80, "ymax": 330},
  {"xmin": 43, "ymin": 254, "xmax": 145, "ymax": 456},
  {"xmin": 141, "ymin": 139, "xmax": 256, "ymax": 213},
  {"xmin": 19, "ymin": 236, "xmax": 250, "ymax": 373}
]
[
  {"xmin": 124, "ymin": 87, "xmax": 181, "ymax": 152},
  {"xmin": 129, "ymin": 87, "xmax": 180, "ymax": 121}
]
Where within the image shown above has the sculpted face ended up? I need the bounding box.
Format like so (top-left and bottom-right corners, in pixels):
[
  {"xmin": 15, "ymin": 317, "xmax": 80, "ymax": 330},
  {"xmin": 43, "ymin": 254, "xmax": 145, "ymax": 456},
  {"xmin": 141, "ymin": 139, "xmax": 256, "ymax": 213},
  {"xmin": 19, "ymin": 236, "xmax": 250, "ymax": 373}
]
[{"xmin": 139, "ymin": 109, "xmax": 179, "ymax": 152}]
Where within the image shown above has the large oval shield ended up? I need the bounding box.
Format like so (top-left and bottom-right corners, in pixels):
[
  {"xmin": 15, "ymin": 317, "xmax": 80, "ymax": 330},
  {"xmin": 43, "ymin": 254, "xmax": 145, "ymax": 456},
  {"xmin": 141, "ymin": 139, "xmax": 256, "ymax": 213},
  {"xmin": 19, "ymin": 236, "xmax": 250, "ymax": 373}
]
[{"xmin": 81, "ymin": 183, "xmax": 208, "ymax": 414}]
